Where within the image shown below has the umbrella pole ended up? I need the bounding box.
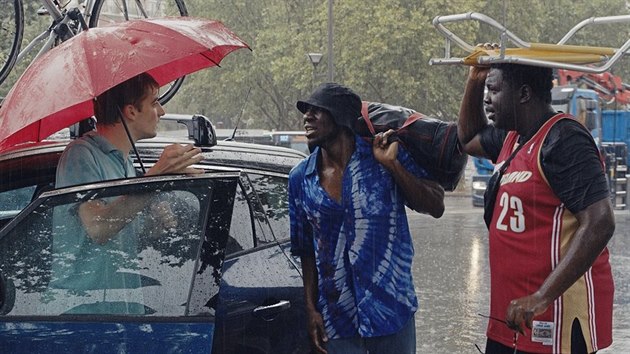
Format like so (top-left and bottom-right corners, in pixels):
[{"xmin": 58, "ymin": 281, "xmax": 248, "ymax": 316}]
[{"xmin": 117, "ymin": 107, "xmax": 147, "ymax": 175}]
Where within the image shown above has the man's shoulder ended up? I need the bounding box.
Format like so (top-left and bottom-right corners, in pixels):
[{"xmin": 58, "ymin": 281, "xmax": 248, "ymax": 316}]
[
  {"xmin": 544, "ymin": 117, "xmax": 594, "ymax": 148},
  {"xmin": 290, "ymin": 149, "xmax": 319, "ymax": 179},
  {"xmin": 60, "ymin": 136, "xmax": 99, "ymax": 161}
]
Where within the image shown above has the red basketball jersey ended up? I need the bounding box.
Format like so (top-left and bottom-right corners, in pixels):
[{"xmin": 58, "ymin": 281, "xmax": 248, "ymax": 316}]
[{"xmin": 487, "ymin": 114, "xmax": 614, "ymax": 353}]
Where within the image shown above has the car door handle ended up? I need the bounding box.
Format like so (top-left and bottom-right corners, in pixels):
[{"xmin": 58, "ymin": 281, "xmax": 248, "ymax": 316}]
[{"xmin": 252, "ymin": 300, "xmax": 291, "ymax": 321}]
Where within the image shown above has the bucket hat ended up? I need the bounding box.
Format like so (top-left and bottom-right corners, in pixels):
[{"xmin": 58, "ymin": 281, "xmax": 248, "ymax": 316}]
[{"xmin": 297, "ymin": 83, "xmax": 362, "ymax": 130}]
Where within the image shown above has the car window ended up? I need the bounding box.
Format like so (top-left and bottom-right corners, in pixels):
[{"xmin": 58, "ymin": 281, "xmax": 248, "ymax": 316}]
[
  {"xmin": 226, "ymin": 182, "xmax": 255, "ymax": 254},
  {"xmin": 0, "ymin": 185, "xmax": 36, "ymax": 221},
  {"xmin": 0, "ymin": 175, "xmax": 237, "ymax": 318},
  {"xmin": 224, "ymin": 173, "xmax": 286, "ymax": 256},
  {"xmin": 248, "ymin": 173, "xmax": 290, "ymax": 241}
]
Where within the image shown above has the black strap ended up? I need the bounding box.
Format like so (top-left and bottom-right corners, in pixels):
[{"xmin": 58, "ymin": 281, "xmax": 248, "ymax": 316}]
[
  {"xmin": 498, "ymin": 140, "xmax": 525, "ymax": 175},
  {"xmin": 483, "ymin": 140, "xmax": 525, "ymax": 228}
]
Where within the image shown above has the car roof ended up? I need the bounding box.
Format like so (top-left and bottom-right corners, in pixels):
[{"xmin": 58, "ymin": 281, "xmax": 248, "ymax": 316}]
[{"xmin": 0, "ymin": 137, "xmax": 307, "ymax": 193}]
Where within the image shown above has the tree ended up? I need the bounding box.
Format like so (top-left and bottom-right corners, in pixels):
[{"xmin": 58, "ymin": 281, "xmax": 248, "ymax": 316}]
[
  {"xmin": 0, "ymin": 0, "xmax": 52, "ymax": 98},
  {"xmin": 2, "ymin": 0, "xmax": 628, "ymax": 129}
]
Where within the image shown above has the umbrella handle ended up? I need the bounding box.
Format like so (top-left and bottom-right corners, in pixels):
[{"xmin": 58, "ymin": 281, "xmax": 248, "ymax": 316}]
[{"xmin": 117, "ymin": 107, "xmax": 146, "ymax": 175}]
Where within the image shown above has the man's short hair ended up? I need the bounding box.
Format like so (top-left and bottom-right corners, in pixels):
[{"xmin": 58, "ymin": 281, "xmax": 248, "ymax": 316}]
[
  {"xmin": 491, "ymin": 63, "xmax": 554, "ymax": 103},
  {"xmin": 94, "ymin": 73, "xmax": 159, "ymax": 125}
]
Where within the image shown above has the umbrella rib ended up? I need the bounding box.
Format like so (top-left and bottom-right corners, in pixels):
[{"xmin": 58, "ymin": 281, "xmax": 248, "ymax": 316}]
[{"xmin": 201, "ymin": 52, "xmax": 221, "ymax": 67}]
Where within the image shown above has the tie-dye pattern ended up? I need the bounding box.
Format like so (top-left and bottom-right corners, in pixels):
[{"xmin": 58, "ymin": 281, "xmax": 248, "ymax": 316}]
[{"xmin": 289, "ymin": 136, "xmax": 428, "ymax": 339}]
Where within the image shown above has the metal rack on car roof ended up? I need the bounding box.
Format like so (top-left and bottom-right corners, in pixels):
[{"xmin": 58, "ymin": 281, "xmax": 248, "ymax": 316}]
[{"xmin": 429, "ymin": 12, "xmax": 630, "ymax": 73}]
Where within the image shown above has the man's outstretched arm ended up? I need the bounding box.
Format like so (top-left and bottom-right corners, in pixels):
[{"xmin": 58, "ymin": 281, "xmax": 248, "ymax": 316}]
[{"xmin": 458, "ymin": 66, "xmax": 492, "ymax": 158}]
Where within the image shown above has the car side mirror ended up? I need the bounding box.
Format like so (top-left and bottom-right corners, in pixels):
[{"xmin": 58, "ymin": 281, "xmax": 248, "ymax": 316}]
[
  {"xmin": 69, "ymin": 117, "xmax": 97, "ymax": 138},
  {"xmin": 177, "ymin": 115, "xmax": 217, "ymax": 147}
]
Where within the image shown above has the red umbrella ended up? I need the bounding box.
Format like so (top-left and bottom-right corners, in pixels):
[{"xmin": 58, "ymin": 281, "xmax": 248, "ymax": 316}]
[{"xmin": 0, "ymin": 17, "xmax": 250, "ymax": 152}]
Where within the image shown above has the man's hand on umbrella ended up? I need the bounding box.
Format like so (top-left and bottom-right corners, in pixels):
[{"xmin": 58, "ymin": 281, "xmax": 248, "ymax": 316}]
[{"xmin": 147, "ymin": 143, "xmax": 204, "ymax": 176}]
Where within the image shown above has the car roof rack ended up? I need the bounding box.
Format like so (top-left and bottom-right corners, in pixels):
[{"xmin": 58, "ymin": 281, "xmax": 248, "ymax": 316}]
[
  {"xmin": 159, "ymin": 114, "xmax": 218, "ymax": 147},
  {"xmin": 429, "ymin": 12, "xmax": 630, "ymax": 73}
]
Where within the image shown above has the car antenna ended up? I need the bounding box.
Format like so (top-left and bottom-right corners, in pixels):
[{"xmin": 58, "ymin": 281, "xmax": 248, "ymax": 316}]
[{"xmin": 226, "ymin": 87, "xmax": 251, "ymax": 141}]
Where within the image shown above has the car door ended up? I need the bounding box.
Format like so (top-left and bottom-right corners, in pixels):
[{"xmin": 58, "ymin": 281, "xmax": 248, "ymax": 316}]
[
  {"xmin": 212, "ymin": 172, "xmax": 308, "ymax": 354},
  {"xmin": 0, "ymin": 173, "xmax": 239, "ymax": 353}
]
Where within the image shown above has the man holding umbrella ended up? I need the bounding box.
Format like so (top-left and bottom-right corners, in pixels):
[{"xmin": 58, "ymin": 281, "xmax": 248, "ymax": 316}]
[
  {"xmin": 55, "ymin": 72, "xmax": 203, "ymax": 243},
  {"xmin": 52, "ymin": 73, "xmax": 203, "ymax": 296},
  {"xmin": 0, "ymin": 17, "xmax": 249, "ymax": 308}
]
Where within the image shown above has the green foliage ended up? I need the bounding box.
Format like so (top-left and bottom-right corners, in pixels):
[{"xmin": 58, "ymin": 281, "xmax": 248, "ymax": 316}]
[
  {"xmin": 2, "ymin": 0, "xmax": 629, "ymax": 128},
  {"xmin": 167, "ymin": 0, "xmax": 629, "ymax": 129},
  {"xmin": 1, "ymin": 0, "xmax": 51, "ymax": 98}
]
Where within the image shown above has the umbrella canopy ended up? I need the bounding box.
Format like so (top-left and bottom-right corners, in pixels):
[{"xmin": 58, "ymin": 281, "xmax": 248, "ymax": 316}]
[{"xmin": 0, "ymin": 17, "xmax": 249, "ymax": 152}]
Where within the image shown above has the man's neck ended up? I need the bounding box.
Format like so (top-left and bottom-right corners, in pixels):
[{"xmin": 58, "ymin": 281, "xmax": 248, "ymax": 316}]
[
  {"xmin": 96, "ymin": 123, "xmax": 135, "ymax": 157},
  {"xmin": 516, "ymin": 105, "xmax": 557, "ymax": 141},
  {"xmin": 320, "ymin": 133, "xmax": 355, "ymax": 171}
]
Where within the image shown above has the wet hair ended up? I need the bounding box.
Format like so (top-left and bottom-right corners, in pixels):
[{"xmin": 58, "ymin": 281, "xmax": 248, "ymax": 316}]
[
  {"xmin": 491, "ymin": 63, "xmax": 553, "ymax": 103},
  {"xmin": 94, "ymin": 73, "xmax": 159, "ymax": 125}
]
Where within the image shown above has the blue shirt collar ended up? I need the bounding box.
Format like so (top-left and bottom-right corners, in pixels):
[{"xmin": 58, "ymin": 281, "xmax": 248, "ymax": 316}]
[
  {"xmin": 304, "ymin": 135, "xmax": 372, "ymax": 176},
  {"xmin": 85, "ymin": 131, "xmax": 126, "ymax": 155}
]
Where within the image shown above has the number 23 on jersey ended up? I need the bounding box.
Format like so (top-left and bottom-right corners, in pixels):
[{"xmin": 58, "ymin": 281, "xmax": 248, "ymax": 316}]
[{"xmin": 495, "ymin": 192, "xmax": 525, "ymax": 233}]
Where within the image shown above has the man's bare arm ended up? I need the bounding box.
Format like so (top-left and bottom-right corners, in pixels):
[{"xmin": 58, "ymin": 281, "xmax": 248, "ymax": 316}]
[
  {"xmin": 373, "ymin": 131, "xmax": 445, "ymax": 218},
  {"xmin": 78, "ymin": 143, "xmax": 204, "ymax": 244},
  {"xmin": 301, "ymin": 254, "xmax": 328, "ymax": 354},
  {"xmin": 145, "ymin": 143, "xmax": 204, "ymax": 176},
  {"xmin": 77, "ymin": 193, "xmax": 153, "ymax": 244},
  {"xmin": 458, "ymin": 66, "xmax": 493, "ymax": 158}
]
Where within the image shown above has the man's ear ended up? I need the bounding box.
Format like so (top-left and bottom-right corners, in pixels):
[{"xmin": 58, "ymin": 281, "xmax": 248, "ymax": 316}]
[{"xmin": 120, "ymin": 103, "xmax": 137, "ymax": 122}]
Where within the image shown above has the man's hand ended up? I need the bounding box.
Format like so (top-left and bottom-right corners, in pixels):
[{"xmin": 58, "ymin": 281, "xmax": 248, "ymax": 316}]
[
  {"xmin": 147, "ymin": 143, "xmax": 204, "ymax": 176},
  {"xmin": 306, "ymin": 309, "xmax": 328, "ymax": 354},
  {"xmin": 468, "ymin": 43, "xmax": 499, "ymax": 82},
  {"xmin": 372, "ymin": 129, "xmax": 399, "ymax": 171},
  {"xmin": 505, "ymin": 292, "xmax": 551, "ymax": 334}
]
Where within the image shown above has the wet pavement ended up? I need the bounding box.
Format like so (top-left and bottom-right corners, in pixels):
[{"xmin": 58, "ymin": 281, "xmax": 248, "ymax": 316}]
[{"xmin": 409, "ymin": 195, "xmax": 630, "ymax": 353}]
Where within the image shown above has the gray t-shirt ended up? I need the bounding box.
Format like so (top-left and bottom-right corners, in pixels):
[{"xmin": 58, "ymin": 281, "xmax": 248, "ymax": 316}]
[
  {"xmin": 52, "ymin": 133, "xmax": 142, "ymax": 311},
  {"xmin": 55, "ymin": 132, "xmax": 136, "ymax": 188}
]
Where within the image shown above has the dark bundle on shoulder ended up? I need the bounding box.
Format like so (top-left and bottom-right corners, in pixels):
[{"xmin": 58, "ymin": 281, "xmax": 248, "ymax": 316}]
[{"xmin": 354, "ymin": 101, "xmax": 467, "ymax": 191}]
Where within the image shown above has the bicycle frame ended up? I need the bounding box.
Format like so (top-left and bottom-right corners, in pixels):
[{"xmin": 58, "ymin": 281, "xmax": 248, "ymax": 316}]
[
  {"xmin": 15, "ymin": 0, "xmax": 96, "ymax": 65},
  {"xmin": 429, "ymin": 12, "xmax": 630, "ymax": 73},
  {"xmin": 2, "ymin": 0, "xmax": 188, "ymax": 104}
]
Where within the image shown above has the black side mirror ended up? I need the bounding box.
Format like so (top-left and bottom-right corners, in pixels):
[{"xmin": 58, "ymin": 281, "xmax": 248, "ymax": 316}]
[
  {"xmin": 69, "ymin": 117, "xmax": 97, "ymax": 138},
  {"xmin": 177, "ymin": 115, "xmax": 217, "ymax": 147}
]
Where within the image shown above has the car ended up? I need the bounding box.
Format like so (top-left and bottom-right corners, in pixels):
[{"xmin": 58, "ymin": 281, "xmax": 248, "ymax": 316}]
[
  {"xmin": 471, "ymin": 174, "xmax": 491, "ymax": 207},
  {"xmin": 158, "ymin": 114, "xmax": 309, "ymax": 155},
  {"xmin": 0, "ymin": 115, "xmax": 310, "ymax": 354},
  {"xmin": 471, "ymin": 157, "xmax": 493, "ymax": 207}
]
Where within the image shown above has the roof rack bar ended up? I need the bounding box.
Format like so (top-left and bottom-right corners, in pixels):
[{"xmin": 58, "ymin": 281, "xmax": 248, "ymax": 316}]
[
  {"xmin": 430, "ymin": 12, "xmax": 630, "ymax": 72},
  {"xmin": 559, "ymin": 15, "xmax": 630, "ymax": 45}
]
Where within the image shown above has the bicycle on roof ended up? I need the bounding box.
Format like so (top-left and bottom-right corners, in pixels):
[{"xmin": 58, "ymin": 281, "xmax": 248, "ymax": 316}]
[{"xmin": 1, "ymin": 0, "xmax": 188, "ymax": 104}]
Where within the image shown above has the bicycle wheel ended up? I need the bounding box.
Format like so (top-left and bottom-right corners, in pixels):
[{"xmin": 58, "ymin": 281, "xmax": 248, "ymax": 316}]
[
  {"xmin": 88, "ymin": 0, "xmax": 188, "ymax": 105},
  {"xmin": 0, "ymin": 0, "xmax": 24, "ymax": 89}
]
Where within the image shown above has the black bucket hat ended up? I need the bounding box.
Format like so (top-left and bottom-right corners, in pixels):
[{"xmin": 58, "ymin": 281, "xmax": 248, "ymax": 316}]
[{"xmin": 296, "ymin": 83, "xmax": 362, "ymax": 130}]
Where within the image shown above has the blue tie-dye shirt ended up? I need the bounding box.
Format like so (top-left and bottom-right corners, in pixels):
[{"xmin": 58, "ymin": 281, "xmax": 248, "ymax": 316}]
[{"xmin": 289, "ymin": 135, "xmax": 428, "ymax": 339}]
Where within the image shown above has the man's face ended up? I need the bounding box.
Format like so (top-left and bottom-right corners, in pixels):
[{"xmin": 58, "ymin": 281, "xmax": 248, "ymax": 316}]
[
  {"xmin": 484, "ymin": 68, "xmax": 519, "ymax": 130},
  {"xmin": 133, "ymin": 86, "xmax": 165, "ymax": 140},
  {"xmin": 303, "ymin": 105, "xmax": 339, "ymax": 148}
]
